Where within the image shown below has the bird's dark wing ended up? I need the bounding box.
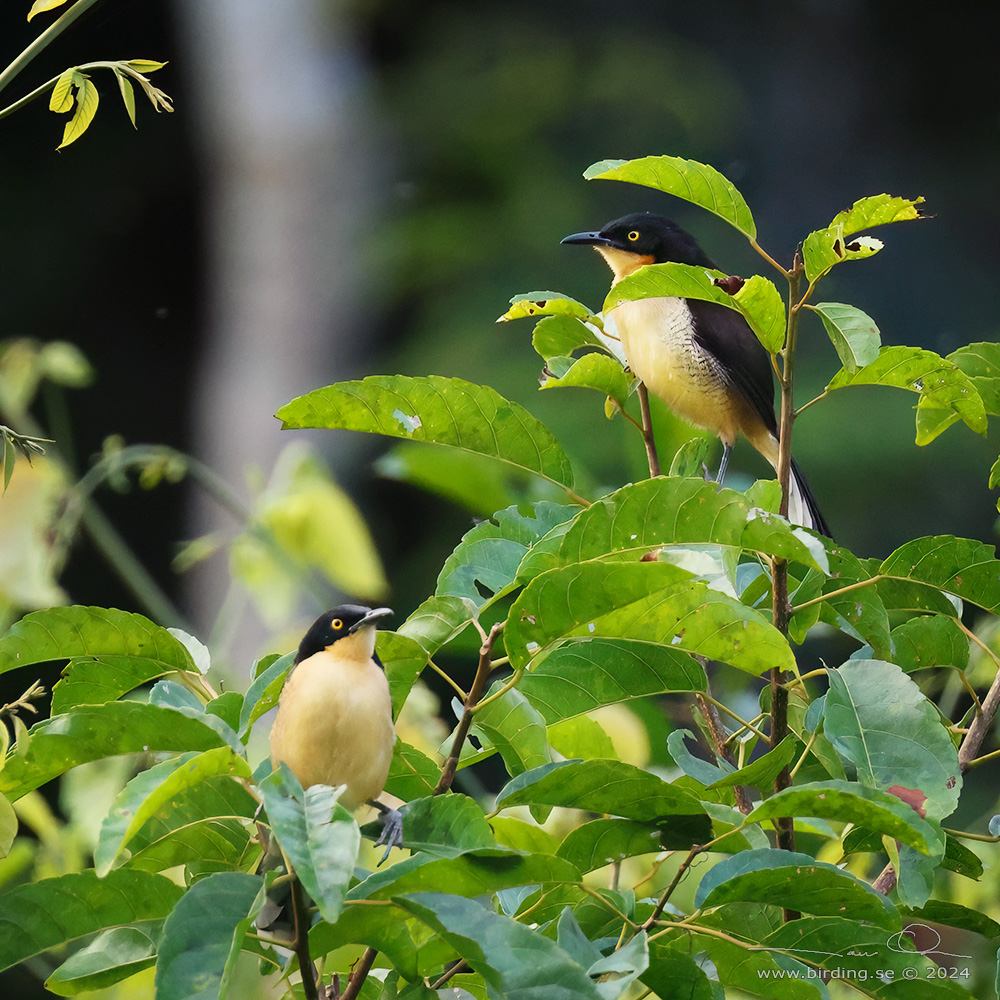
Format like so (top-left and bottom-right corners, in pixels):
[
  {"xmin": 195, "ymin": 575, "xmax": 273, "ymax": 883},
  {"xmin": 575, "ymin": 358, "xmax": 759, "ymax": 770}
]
[{"xmin": 688, "ymin": 300, "xmax": 778, "ymax": 435}]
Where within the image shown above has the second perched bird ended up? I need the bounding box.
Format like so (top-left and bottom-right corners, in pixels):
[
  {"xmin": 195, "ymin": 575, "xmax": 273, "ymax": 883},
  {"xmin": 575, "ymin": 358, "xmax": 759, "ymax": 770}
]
[
  {"xmin": 269, "ymin": 604, "xmax": 400, "ymax": 838},
  {"xmin": 562, "ymin": 212, "xmax": 831, "ymax": 537}
]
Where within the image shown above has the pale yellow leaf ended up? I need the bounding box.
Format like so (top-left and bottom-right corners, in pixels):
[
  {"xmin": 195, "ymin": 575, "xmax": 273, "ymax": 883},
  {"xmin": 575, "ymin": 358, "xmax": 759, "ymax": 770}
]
[
  {"xmin": 27, "ymin": 0, "xmax": 71, "ymax": 22},
  {"xmin": 48, "ymin": 67, "xmax": 75, "ymax": 113},
  {"xmin": 57, "ymin": 76, "xmax": 99, "ymax": 150}
]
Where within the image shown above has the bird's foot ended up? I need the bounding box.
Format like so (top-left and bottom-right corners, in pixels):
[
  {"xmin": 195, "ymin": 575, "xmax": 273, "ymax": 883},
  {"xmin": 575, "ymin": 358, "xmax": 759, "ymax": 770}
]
[{"xmin": 368, "ymin": 799, "xmax": 404, "ymax": 865}]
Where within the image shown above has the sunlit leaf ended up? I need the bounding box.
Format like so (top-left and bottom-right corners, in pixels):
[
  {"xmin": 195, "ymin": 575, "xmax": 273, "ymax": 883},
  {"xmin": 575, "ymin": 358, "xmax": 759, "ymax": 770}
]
[
  {"xmin": 277, "ymin": 375, "xmax": 577, "ymax": 492},
  {"xmin": 584, "ymin": 155, "xmax": 756, "ymax": 238},
  {"xmin": 506, "ymin": 560, "xmax": 796, "ymax": 675},
  {"xmin": 540, "ymin": 351, "xmax": 635, "ymax": 408},
  {"xmin": 113, "ymin": 68, "xmax": 137, "ymax": 128},
  {"xmin": 880, "ymin": 535, "xmax": 1000, "ymax": 614},
  {"xmin": 57, "ymin": 75, "xmax": 99, "ymax": 150},
  {"xmin": 27, "ymin": 0, "xmax": 71, "ymax": 22},
  {"xmin": 48, "ymin": 68, "xmax": 75, "ymax": 112},
  {"xmin": 827, "ymin": 346, "xmax": 987, "ymax": 440},
  {"xmin": 499, "ymin": 291, "xmax": 598, "ymax": 323},
  {"xmin": 808, "ymin": 302, "xmax": 881, "ymax": 373},
  {"xmin": 888, "ymin": 615, "xmax": 969, "ymax": 673}
]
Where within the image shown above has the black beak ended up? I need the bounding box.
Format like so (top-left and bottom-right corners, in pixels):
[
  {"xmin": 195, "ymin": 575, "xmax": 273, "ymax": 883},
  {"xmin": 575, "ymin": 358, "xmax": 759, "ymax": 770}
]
[
  {"xmin": 349, "ymin": 607, "xmax": 394, "ymax": 632},
  {"xmin": 561, "ymin": 230, "xmax": 613, "ymax": 247}
]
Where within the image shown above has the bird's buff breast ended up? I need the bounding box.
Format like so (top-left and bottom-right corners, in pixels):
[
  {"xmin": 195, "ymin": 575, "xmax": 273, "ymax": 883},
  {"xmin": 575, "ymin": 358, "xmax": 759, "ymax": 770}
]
[
  {"xmin": 612, "ymin": 297, "xmax": 740, "ymax": 442},
  {"xmin": 270, "ymin": 656, "xmax": 394, "ymax": 810}
]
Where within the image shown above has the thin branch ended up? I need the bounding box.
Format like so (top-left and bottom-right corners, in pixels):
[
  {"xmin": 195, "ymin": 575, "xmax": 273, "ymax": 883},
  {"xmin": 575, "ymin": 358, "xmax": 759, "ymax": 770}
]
[
  {"xmin": 636, "ymin": 383, "xmax": 661, "ymax": 477},
  {"xmin": 434, "ymin": 621, "xmax": 504, "ymax": 796},
  {"xmin": 790, "ymin": 576, "xmax": 882, "ymax": 614}
]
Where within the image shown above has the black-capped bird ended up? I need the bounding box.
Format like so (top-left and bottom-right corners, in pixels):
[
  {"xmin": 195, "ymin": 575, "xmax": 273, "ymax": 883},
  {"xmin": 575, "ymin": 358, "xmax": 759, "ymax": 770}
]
[
  {"xmin": 269, "ymin": 604, "xmax": 401, "ymax": 851},
  {"xmin": 562, "ymin": 212, "xmax": 831, "ymax": 537}
]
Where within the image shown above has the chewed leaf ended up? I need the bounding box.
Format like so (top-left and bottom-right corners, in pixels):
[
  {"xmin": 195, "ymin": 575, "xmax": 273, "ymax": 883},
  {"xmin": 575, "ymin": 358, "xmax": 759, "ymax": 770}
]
[
  {"xmin": 499, "ymin": 292, "xmax": 598, "ymax": 324},
  {"xmin": 56, "ymin": 74, "xmax": 99, "ymax": 149},
  {"xmin": 584, "ymin": 155, "xmax": 756, "ymax": 238}
]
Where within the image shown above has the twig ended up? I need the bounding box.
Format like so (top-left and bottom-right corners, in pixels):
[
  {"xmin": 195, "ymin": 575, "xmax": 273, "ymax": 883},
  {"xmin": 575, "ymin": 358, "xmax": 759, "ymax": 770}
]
[
  {"xmin": 434, "ymin": 621, "xmax": 504, "ymax": 796},
  {"xmin": 636, "ymin": 383, "xmax": 661, "ymax": 478},
  {"xmin": 290, "ymin": 879, "xmax": 319, "ymax": 1000}
]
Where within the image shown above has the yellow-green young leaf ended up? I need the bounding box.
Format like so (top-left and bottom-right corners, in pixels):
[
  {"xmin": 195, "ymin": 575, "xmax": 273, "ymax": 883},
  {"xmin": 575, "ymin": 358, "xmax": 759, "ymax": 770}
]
[
  {"xmin": 808, "ymin": 302, "xmax": 881, "ymax": 373},
  {"xmin": 48, "ymin": 67, "xmax": 75, "ymax": 113},
  {"xmin": 499, "ymin": 291, "xmax": 598, "ymax": 324},
  {"xmin": 114, "ymin": 69, "xmax": 137, "ymax": 127},
  {"xmin": 27, "ymin": 0, "xmax": 71, "ymax": 21},
  {"xmin": 802, "ymin": 227, "xmax": 884, "ymax": 283},
  {"xmin": 57, "ymin": 76, "xmax": 99, "ymax": 149},
  {"xmin": 584, "ymin": 155, "xmax": 756, "ymax": 239},
  {"xmin": 829, "ymin": 193, "xmax": 926, "ymax": 236},
  {"xmin": 539, "ymin": 352, "xmax": 635, "ymax": 409},
  {"xmin": 732, "ymin": 274, "xmax": 785, "ymax": 353},
  {"xmin": 0, "ymin": 794, "xmax": 16, "ymax": 858},
  {"xmin": 125, "ymin": 59, "xmax": 168, "ymax": 73}
]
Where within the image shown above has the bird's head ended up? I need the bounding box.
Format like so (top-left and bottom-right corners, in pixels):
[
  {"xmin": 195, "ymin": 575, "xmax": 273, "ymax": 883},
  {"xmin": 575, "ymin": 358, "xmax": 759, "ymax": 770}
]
[
  {"xmin": 294, "ymin": 605, "xmax": 394, "ymax": 665},
  {"xmin": 561, "ymin": 212, "xmax": 715, "ymax": 281}
]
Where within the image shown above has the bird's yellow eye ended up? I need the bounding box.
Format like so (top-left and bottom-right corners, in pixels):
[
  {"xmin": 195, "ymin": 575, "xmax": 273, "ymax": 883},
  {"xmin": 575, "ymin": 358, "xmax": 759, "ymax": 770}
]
[
  {"xmin": 330, "ymin": 618, "xmax": 343, "ymax": 630},
  {"xmin": 628, "ymin": 230, "xmax": 640, "ymax": 242}
]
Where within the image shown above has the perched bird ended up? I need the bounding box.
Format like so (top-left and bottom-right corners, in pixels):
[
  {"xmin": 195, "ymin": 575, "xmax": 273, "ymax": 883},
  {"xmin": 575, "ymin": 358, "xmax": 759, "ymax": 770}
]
[
  {"xmin": 562, "ymin": 212, "xmax": 831, "ymax": 537},
  {"xmin": 269, "ymin": 604, "xmax": 401, "ymax": 847}
]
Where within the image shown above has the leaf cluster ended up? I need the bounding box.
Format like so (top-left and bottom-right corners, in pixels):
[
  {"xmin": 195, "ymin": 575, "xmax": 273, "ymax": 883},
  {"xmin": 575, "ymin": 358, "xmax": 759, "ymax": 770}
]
[{"xmin": 2, "ymin": 156, "xmax": 1000, "ymax": 999}]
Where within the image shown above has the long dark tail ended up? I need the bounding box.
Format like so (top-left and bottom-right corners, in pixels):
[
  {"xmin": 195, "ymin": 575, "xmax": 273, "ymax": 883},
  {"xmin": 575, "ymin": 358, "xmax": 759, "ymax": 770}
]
[{"xmin": 789, "ymin": 457, "xmax": 833, "ymax": 539}]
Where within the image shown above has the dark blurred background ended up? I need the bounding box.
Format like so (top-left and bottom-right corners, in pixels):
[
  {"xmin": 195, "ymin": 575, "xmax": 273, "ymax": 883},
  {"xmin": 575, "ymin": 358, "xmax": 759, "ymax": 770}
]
[{"xmin": 1, "ymin": 0, "xmax": 997, "ymax": 651}]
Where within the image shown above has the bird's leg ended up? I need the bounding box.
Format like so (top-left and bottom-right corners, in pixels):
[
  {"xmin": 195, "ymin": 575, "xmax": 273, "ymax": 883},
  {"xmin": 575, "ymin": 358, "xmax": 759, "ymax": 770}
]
[
  {"xmin": 368, "ymin": 799, "xmax": 404, "ymax": 865},
  {"xmin": 714, "ymin": 442, "xmax": 731, "ymax": 490}
]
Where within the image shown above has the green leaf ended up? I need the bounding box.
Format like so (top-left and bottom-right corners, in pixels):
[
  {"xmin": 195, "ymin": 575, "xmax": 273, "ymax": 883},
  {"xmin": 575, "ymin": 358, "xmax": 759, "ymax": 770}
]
[
  {"xmin": 808, "ymin": 302, "xmax": 881, "ymax": 373},
  {"xmin": 471, "ymin": 686, "xmax": 551, "ymax": 779},
  {"xmin": 732, "ymin": 274, "xmax": 786, "ymax": 353},
  {"xmin": 830, "ymin": 193, "xmax": 926, "ymax": 234},
  {"xmin": 695, "ymin": 849, "xmax": 897, "ymax": 927},
  {"xmin": 605, "ymin": 263, "xmax": 784, "ymax": 356},
  {"xmin": 880, "ymin": 535, "xmax": 1000, "ymax": 614},
  {"xmin": 903, "ymin": 899, "xmax": 1000, "ymax": 939},
  {"xmin": 0, "ymin": 701, "xmax": 228, "ymax": 801},
  {"xmin": 383, "ymin": 739, "xmax": 440, "ymax": 802},
  {"xmin": 694, "ymin": 929, "xmax": 823, "ymax": 999},
  {"xmin": 556, "ymin": 819, "xmax": 666, "ymax": 873},
  {"xmin": 95, "ymin": 747, "xmax": 252, "ymax": 875},
  {"xmin": 436, "ymin": 501, "xmax": 578, "ymax": 610},
  {"xmin": 666, "ymin": 728, "xmax": 734, "ymax": 786},
  {"xmin": 154, "ymin": 872, "xmax": 261, "ymax": 1000},
  {"xmin": 0, "ymin": 869, "xmax": 183, "ymax": 973},
  {"xmin": 748, "ymin": 779, "xmax": 943, "ymax": 854},
  {"xmin": 506, "ymin": 559, "xmax": 796, "ymax": 675},
  {"xmin": 540, "ymin": 352, "xmax": 635, "ymax": 409},
  {"xmin": 824, "ymin": 659, "xmax": 961, "ymax": 821},
  {"xmin": 378, "ymin": 631, "xmax": 429, "ymax": 718},
  {"xmin": 530, "ymin": 477, "xmax": 828, "ymax": 572},
  {"xmin": 258, "ymin": 766, "xmax": 359, "ymax": 924},
  {"xmin": 530, "ymin": 314, "xmax": 607, "ymax": 361},
  {"xmin": 237, "ymin": 651, "xmax": 294, "ymax": 739},
  {"xmin": 495, "ymin": 759, "xmax": 711, "ymax": 830},
  {"xmin": 827, "ymin": 345, "xmax": 987, "ymax": 441},
  {"xmin": 709, "ymin": 735, "xmax": 798, "ymax": 790},
  {"xmin": 45, "ymin": 924, "xmax": 160, "ymax": 996},
  {"xmin": 57, "ymin": 74, "xmax": 99, "ymax": 150},
  {"xmin": 518, "ymin": 639, "xmax": 708, "ymax": 725},
  {"xmin": 351, "ymin": 847, "xmax": 580, "ymax": 902},
  {"xmin": 397, "ymin": 893, "xmax": 603, "ymax": 1000},
  {"xmin": 396, "ymin": 794, "xmax": 495, "ymax": 855},
  {"xmin": 277, "ymin": 375, "xmax": 577, "ymax": 492},
  {"xmin": 499, "ymin": 291, "xmax": 598, "ymax": 323},
  {"xmin": 0, "ymin": 793, "xmax": 16, "ymax": 858},
  {"xmin": 888, "ymin": 615, "xmax": 969, "ymax": 672},
  {"xmin": 584, "ymin": 155, "xmax": 756, "ymax": 238},
  {"xmin": 0, "ymin": 605, "xmax": 196, "ymax": 681},
  {"xmin": 642, "ymin": 942, "xmax": 716, "ymax": 1000},
  {"xmin": 397, "ymin": 594, "xmax": 476, "ymax": 657},
  {"xmin": 375, "ymin": 441, "xmax": 522, "ymax": 516}
]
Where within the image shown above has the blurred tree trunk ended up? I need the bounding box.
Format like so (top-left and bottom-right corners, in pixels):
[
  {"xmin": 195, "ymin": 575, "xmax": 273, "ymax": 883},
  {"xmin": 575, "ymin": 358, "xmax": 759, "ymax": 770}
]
[{"xmin": 175, "ymin": 0, "xmax": 377, "ymax": 662}]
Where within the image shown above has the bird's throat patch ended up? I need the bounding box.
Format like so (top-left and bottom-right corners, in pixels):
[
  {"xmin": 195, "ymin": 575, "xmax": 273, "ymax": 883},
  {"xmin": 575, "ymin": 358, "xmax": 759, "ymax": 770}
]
[{"xmin": 594, "ymin": 246, "xmax": 656, "ymax": 283}]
